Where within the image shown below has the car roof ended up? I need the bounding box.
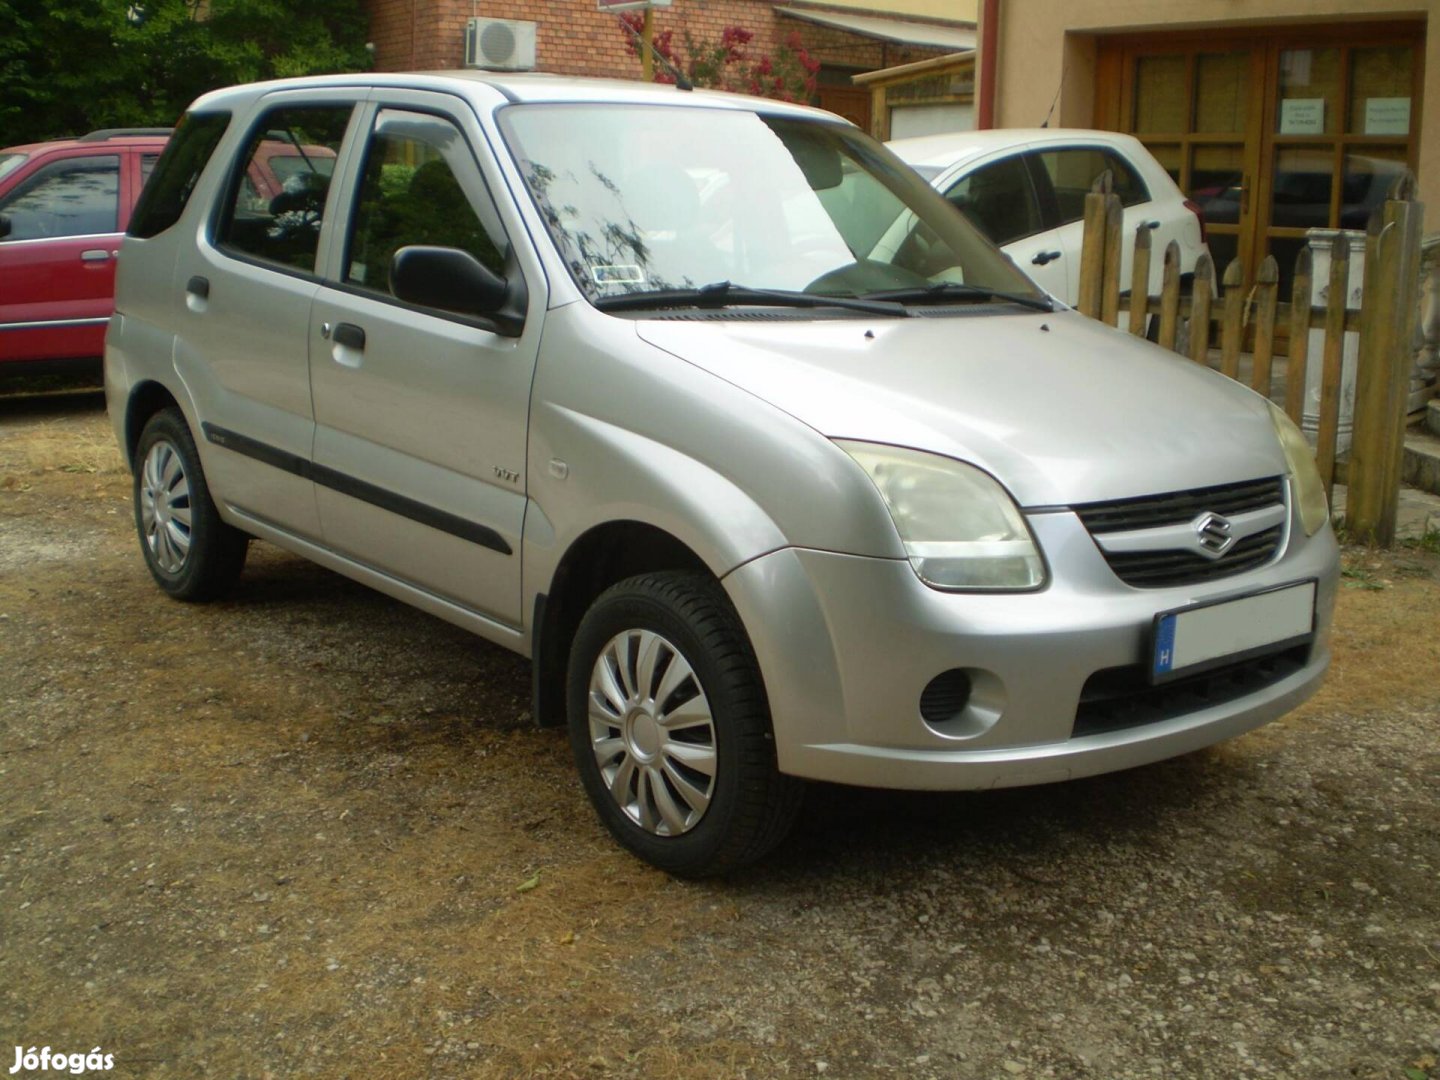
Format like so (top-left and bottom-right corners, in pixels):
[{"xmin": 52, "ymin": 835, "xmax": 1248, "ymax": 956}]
[
  {"xmin": 886, "ymin": 127, "xmax": 1142, "ymax": 169},
  {"xmin": 186, "ymin": 70, "xmax": 844, "ymax": 123},
  {"xmin": 2, "ymin": 130, "xmax": 171, "ymax": 155}
]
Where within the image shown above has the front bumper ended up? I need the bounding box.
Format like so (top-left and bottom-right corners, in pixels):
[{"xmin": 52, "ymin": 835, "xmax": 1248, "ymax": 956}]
[{"xmin": 722, "ymin": 505, "xmax": 1338, "ymax": 791}]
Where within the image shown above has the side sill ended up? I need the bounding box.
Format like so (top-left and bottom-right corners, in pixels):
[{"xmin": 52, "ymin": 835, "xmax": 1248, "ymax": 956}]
[{"xmin": 225, "ymin": 505, "xmax": 530, "ymax": 658}]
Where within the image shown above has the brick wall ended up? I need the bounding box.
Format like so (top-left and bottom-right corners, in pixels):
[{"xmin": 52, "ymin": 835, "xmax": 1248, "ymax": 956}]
[{"xmin": 366, "ymin": 0, "xmax": 949, "ymax": 86}]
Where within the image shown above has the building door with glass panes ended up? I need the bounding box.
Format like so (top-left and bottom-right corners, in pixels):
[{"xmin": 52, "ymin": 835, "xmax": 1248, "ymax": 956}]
[{"xmin": 1096, "ymin": 25, "xmax": 1422, "ymax": 295}]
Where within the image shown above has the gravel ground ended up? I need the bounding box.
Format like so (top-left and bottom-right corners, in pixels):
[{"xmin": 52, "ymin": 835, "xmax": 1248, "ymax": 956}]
[{"xmin": 2, "ymin": 389, "xmax": 1438, "ymax": 1080}]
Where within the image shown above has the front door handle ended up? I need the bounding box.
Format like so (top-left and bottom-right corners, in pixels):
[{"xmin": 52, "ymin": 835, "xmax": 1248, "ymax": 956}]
[
  {"xmin": 1143, "ymin": 220, "xmax": 1161, "ymax": 230},
  {"xmin": 1032, "ymin": 250, "xmax": 1063, "ymax": 266},
  {"xmin": 80, "ymin": 249, "xmax": 114, "ymax": 263},
  {"xmin": 186, "ymin": 275, "xmax": 210, "ymax": 299},
  {"xmin": 332, "ymin": 322, "xmax": 366, "ymax": 350}
]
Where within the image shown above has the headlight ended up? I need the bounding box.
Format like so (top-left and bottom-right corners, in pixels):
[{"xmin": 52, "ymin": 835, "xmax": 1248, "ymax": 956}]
[
  {"xmin": 1267, "ymin": 402, "xmax": 1328, "ymax": 537},
  {"xmin": 837, "ymin": 441, "xmax": 1045, "ymax": 591}
]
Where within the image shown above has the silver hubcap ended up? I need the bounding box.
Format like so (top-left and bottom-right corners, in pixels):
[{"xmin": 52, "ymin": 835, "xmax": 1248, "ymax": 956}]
[
  {"xmin": 588, "ymin": 629, "xmax": 718, "ymax": 837},
  {"xmin": 140, "ymin": 439, "xmax": 193, "ymax": 574}
]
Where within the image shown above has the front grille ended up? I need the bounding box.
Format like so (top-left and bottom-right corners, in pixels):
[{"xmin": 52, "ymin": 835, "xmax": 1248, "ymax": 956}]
[
  {"xmin": 1075, "ymin": 477, "xmax": 1284, "ymax": 534},
  {"xmin": 1074, "ymin": 477, "xmax": 1286, "ymax": 588},
  {"xmin": 1072, "ymin": 643, "xmax": 1310, "ymax": 739},
  {"xmin": 1100, "ymin": 526, "xmax": 1283, "ymax": 588}
]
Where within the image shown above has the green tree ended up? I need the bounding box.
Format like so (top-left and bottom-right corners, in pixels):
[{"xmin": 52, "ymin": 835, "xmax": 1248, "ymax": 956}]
[{"xmin": 0, "ymin": 0, "xmax": 370, "ymax": 146}]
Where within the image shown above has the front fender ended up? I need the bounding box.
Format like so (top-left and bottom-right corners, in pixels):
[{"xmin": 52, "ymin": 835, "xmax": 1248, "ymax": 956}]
[
  {"xmin": 521, "ymin": 305, "xmax": 905, "ymax": 612},
  {"xmin": 521, "ymin": 404, "xmax": 788, "ymax": 599}
]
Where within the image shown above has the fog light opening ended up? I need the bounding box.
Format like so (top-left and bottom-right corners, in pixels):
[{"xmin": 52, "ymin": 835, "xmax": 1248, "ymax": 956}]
[
  {"xmin": 918, "ymin": 667, "xmax": 1006, "ymax": 740},
  {"xmin": 920, "ymin": 669, "xmax": 972, "ymax": 723}
]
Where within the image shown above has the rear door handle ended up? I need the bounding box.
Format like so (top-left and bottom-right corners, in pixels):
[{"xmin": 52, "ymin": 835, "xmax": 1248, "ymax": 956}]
[
  {"xmin": 332, "ymin": 322, "xmax": 365, "ymax": 350},
  {"xmin": 1032, "ymin": 250, "xmax": 1062, "ymax": 266},
  {"xmin": 186, "ymin": 275, "xmax": 210, "ymax": 299},
  {"xmin": 80, "ymin": 249, "xmax": 115, "ymax": 263},
  {"xmin": 1144, "ymin": 220, "xmax": 1162, "ymax": 230}
]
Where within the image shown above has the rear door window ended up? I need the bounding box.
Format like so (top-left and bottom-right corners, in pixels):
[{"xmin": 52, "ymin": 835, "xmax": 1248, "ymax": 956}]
[
  {"xmin": 217, "ymin": 105, "xmax": 352, "ymax": 274},
  {"xmin": 0, "ymin": 155, "xmax": 120, "ymax": 240},
  {"xmin": 1034, "ymin": 147, "xmax": 1150, "ymax": 227}
]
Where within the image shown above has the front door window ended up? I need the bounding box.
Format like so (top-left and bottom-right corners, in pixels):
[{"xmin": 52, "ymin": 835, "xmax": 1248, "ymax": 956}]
[
  {"xmin": 0, "ymin": 155, "xmax": 120, "ymax": 240},
  {"xmin": 343, "ymin": 109, "xmax": 509, "ymax": 300}
]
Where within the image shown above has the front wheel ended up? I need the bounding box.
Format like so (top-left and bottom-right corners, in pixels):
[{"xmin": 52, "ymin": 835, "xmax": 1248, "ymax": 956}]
[
  {"xmin": 566, "ymin": 572, "xmax": 802, "ymax": 877},
  {"xmin": 133, "ymin": 408, "xmax": 248, "ymax": 601}
]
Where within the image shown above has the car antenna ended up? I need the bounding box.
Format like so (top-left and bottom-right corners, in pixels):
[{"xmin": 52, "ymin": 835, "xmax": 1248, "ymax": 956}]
[
  {"xmin": 1039, "ymin": 58, "xmax": 1067, "ymax": 128},
  {"xmin": 617, "ymin": 15, "xmax": 694, "ymax": 91}
]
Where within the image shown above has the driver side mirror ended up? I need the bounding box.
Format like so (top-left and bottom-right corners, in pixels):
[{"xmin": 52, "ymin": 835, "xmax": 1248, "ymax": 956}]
[{"xmin": 390, "ymin": 245, "xmax": 524, "ymax": 335}]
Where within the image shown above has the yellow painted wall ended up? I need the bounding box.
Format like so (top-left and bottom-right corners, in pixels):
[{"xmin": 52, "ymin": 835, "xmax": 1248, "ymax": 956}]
[
  {"xmin": 986, "ymin": 0, "xmax": 1439, "ymax": 232},
  {"xmin": 811, "ymin": 0, "xmax": 977, "ymax": 25}
]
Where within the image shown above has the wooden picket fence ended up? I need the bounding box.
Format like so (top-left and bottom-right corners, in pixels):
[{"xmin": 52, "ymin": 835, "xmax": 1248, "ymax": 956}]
[{"xmin": 1076, "ymin": 174, "xmax": 1426, "ymax": 546}]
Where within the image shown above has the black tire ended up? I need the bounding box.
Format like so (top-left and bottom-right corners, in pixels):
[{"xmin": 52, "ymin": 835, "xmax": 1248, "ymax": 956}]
[
  {"xmin": 566, "ymin": 571, "xmax": 803, "ymax": 877},
  {"xmin": 132, "ymin": 407, "xmax": 248, "ymax": 601}
]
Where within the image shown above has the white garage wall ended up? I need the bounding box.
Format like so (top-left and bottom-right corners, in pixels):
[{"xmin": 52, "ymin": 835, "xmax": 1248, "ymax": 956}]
[{"xmin": 889, "ymin": 103, "xmax": 976, "ymax": 139}]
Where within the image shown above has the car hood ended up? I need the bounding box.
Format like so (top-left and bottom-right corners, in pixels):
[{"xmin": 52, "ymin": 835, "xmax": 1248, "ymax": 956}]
[{"xmin": 635, "ymin": 309, "xmax": 1285, "ymax": 508}]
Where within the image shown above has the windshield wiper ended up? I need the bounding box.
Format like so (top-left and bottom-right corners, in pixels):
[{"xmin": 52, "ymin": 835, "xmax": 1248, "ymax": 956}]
[
  {"xmin": 594, "ymin": 281, "xmax": 909, "ymax": 317},
  {"xmin": 860, "ymin": 282, "xmax": 1054, "ymax": 312}
]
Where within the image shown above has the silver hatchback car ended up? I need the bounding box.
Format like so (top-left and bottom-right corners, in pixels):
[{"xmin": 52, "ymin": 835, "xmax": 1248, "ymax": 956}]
[{"xmin": 106, "ymin": 73, "xmax": 1338, "ymax": 876}]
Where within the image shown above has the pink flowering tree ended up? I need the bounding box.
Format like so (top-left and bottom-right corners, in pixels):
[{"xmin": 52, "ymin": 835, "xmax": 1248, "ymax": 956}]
[{"xmin": 619, "ymin": 16, "xmax": 820, "ymax": 103}]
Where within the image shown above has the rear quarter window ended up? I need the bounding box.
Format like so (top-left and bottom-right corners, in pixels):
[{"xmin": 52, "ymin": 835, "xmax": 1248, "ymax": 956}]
[{"xmin": 129, "ymin": 111, "xmax": 231, "ymax": 239}]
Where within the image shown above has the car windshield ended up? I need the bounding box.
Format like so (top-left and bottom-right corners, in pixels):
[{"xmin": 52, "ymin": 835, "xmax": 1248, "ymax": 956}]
[
  {"xmin": 498, "ymin": 104, "xmax": 1044, "ymax": 310},
  {"xmin": 0, "ymin": 154, "xmax": 27, "ymax": 182}
]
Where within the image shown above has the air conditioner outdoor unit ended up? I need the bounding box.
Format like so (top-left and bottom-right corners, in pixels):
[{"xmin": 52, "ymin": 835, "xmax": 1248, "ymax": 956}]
[{"xmin": 465, "ymin": 18, "xmax": 537, "ymax": 71}]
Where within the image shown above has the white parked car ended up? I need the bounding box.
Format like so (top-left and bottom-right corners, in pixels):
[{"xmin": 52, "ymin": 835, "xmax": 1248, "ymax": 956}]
[{"xmin": 888, "ymin": 128, "xmax": 1208, "ymax": 306}]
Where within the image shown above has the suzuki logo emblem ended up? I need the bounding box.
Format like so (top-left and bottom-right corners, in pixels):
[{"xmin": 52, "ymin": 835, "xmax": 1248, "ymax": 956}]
[{"xmin": 1192, "ymin": 512, "xmax": 1235, "ymax": 559}]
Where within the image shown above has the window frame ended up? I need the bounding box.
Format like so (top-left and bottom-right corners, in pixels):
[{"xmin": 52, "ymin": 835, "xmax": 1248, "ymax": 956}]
[
  {"xmin": 0, "ymin": 151, "xmax": 122, "ymax": 243},
  {"xmin": 942, "ymin": 152, "xmax": 1048, "ymax": 247},
  {"xmin": 323, "ymin": 101, "xmax": 525, "ymax": 334},
  {"xmin": 1026, "ymin": 145, "xmax": 1153, "ymax": 232},
  {"xmin": 209, "ymin": 96, "xmax": 362, "ymax": 282},
  {"xmin": 340, "ymin": 107, "xmax": 511, "ymax": 298}
]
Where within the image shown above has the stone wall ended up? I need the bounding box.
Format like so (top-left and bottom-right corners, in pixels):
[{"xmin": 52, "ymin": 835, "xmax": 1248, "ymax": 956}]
[{"xmin": 1414, "ymin": 235, "xmax": 1440, "ymax": 411}]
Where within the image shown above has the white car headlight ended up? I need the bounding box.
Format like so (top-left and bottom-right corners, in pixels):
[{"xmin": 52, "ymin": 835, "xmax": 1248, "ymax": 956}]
[
  {"xmin": 1267, "ymin": 402, "xmax": 1328, "ymax": 537},
  {"xmin": 837, "ymin": 441, "xmax": 1046, "ymax": 591}
]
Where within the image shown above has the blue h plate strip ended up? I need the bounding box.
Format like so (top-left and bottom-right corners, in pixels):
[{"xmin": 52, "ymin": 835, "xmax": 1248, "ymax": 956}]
[{"xmin": 1153, "ymin": 615, "xmax": 1177, "ymax": 675}]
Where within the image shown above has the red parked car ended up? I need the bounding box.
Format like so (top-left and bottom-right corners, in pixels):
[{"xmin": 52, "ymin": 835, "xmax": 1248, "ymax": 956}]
[
  {"xmin": 0, "ymin": 129, "xmax": 171, "ymax": 374},
  {"xmin": 0, "ymin": 127, "xmax": 337, "ymax": 375}
]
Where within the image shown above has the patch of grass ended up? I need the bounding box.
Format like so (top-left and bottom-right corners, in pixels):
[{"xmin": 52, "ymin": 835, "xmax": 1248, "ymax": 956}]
[
  {"xmin": 1403, "ymin": 526, "xmax": 1440, "ymax": 554},
  {"xmin": 1340, "ymin": 563, "xmax": 1388, "ymax": 591},
  {"xmin": 0, "ymin": 420, "xmax": 124, "ymax": 476},
  {"xmin": 1301, "ymin": 544, "xmax": 1440, "ymax": 720}
]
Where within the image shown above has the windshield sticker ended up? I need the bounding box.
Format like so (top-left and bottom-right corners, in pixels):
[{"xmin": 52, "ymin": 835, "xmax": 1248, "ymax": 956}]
[{"xmin": 592, "ymin": 264, "xmax": 645, "ymax": 285}]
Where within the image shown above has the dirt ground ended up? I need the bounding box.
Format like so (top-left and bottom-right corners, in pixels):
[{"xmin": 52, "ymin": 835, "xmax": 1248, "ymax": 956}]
[{"xmin": 1, "ymin": 387, "xmax": 1438, "ymax": 1080}]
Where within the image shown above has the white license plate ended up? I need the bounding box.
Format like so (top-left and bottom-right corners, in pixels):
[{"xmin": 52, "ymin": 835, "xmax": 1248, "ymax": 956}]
[{"xmin": 1152, "ymin": 581, "xmax": 1316, "ymax": 683}]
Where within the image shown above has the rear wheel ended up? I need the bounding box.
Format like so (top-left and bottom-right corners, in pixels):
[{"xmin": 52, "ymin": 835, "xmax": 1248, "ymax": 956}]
[
  {"xmin": 133, "ymin": 408, "xmax": 248, "ymax": 601},
  {"xmin": 566, "ymin": 571, "xmax": 802, "ymax": 877}
]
